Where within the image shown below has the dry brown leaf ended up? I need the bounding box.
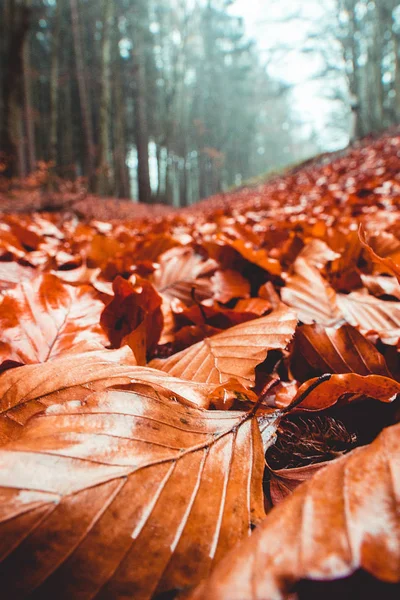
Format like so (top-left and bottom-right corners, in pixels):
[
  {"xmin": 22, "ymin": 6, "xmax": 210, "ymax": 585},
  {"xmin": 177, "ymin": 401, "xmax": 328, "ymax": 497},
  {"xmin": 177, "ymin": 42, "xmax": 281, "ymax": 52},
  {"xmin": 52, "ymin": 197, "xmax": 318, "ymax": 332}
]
[
  {"xmin": 361, "ymin": 274, "xmax": 400, "ymax": 300},
  {"xmin": 152, "ymin": 247, "xmax": 215, "ymax": 304},
  {"xmin": 291, "ymin": 323, "xmax": 392, "ymax": 381},
  {"xmin": 282, "ymin": 258, "xmax": 342, "ymax": 326},
  {"xmin": 235, "ymin": 297, "xmax": 271, "ymax": 316},
  {"xmin": 189, "ymin": 422, "xmax": 400, "ymax": 600},
  {"xmin": 337, "ymin": 291, "xmax": 400, "ymax": 345},
  {"xmin": 211, "ymin": 269, "xmax": 251, "ymax": 303},
  {"xmin": 297, "ymin": 238, "xmax": 340, "ymax": 268},
  {"xmin": 293, "ymin": 373, "xmax": 400, "ymax": 411},
  {"xmin": 150, "ymin": 305, "xmax": 298, "ymax": 386},
  {"xmin": 268, "ymin": 461, "xmax": 326, "ymax": 506},
  {"xmin": 0, "ymin": 387, "xmax": 271, "ymax": 598},
  {"xmin": 100, "ymin": 275, "xmax": 163, "ymax": 355},
  {"xmin": 0, "ymin": 261, "xmax": 35, "ymax": 291},
  {"xmin": 0, "ymin": 273, "xmax": 108, "ymax": 368},
  {"xmin": 360, "ymin": 227, "xmax": 400, "ymax": 280},
  {"xmin": 0, "ymin": 345, "xmax": 250, "ymax": 445}
]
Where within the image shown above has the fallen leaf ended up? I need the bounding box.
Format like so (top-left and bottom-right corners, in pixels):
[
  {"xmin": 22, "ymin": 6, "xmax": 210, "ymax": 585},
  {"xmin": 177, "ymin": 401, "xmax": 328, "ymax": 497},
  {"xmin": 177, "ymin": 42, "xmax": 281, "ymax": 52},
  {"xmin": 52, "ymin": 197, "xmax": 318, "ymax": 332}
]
[
  {"xmin": 235, "ymin": 298, "xmax": 271, "ymax": 316},
  {"xmin": 0, "ymin": 387, "xmax": 269, "ymax": 598},
  {"xmin": 150, "ymin": 305, "xmax": 298, "ymax": 386},
  {"xmin": 297, "ymin": 238, "xmax": 340, "ymax": 268},
  {"xmin": 291, "ymin": 323, "xmax": 392, "ymax": 381},
  {"xmin": 282, "ymin": 258, "xmax": 342, "ymax": 326},
  {"xmin": 211, "ymin": 269, "xmax": 251, "ymax": 303},
  {"xmin": 361, "ymin": 274, "xmax": 400, "ymax": 300},
  {"xmin": 0, "ymin": 261, "xmax": 35, "ymax": 291},
  {"xmin": 100, "ymin": 275, "xmax": 163, "ymax": 355},
  {"xmin": 337, "ymin": 291, "xmax": 400, "ymax": 345},
  {"xmin": 294, "ymin": 373, "xmax": 400, "ymax": 412},
  {"xmin": 0, "ymin": 345, "xmax": 252, "ymax": 445},
  {"xmin": 189, "ymin": 422, "xmax": 400, "ymax": 600},
  {"xmin": 360, "ymin": 227, "xmax": 400, "ymax": 280},
  {"xmin": 152, "ymin": 247, "xmax": 215, "ymax": 304},
  {"xmin": 0, "ymin": 274, "xmax": 108, "ymax": 368}
]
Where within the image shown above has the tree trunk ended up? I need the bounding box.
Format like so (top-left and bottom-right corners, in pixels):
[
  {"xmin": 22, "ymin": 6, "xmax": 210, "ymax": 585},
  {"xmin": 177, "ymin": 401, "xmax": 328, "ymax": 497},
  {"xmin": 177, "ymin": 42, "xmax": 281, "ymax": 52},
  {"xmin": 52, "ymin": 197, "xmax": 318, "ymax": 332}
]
[
  {"xmin": 70, "ymin": 0, "xmax": 95, "ymax": 187},
  {"xmin": 0, "ymin": 1, "xmax": 31, "ymax": 177},
  {"xmin": 97, "ymin": 0, "xmax": 113, "ymax": 195},
  {"xmin": 133, "ymin": 37, "xmax": 152, "ymax": 204},
  {"xmin": 23, "ymin": 1, "xmax": 35, "ymax": 174},
  {"xmin": 113, "ymin": 57, "xmax": 130, "ymax": 199},
  {"xmin": 49, "ymin": 0, "xmax": 61, "ymax": 167}
]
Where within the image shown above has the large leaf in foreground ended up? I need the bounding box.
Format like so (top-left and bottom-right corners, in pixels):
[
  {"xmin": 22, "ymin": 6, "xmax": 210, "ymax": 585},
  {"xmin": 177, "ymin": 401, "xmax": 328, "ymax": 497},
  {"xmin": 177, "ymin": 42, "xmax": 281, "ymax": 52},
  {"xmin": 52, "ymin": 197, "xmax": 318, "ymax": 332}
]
[
  {"xmin": 189, "ymin": 422, "xmax": 400, "ymax": 600},
  {"xmin": 149, "ymin": 306, "xmax": 298, "ymax": 386},
  {"xmin": 0, "ymin": 387, "xmax": 269, "ymax": 599},
  {"xmin": 0, "ymin": 274, "xmax": 107, "ymax": 367},
  {"xmin": 0, "ymin": 346, "xmax": 239, "ymax": 445}
]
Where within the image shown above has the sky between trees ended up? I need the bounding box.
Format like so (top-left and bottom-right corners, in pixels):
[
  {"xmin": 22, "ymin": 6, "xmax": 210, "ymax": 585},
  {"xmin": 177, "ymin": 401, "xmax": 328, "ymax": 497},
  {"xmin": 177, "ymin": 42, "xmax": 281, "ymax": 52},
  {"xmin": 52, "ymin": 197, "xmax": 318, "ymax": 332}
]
[{"xmin": 1, "ymin": 0, "xmax": 400, "ymax": 206}]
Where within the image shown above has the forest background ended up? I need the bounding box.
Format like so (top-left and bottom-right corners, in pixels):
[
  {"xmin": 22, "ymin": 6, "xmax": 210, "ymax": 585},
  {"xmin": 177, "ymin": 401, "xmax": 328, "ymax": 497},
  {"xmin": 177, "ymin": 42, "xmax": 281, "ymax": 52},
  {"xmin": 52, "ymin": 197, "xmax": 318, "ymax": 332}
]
[{"xmin": 1, "ymin": 0, "xmax": 400, "ymax": 206}]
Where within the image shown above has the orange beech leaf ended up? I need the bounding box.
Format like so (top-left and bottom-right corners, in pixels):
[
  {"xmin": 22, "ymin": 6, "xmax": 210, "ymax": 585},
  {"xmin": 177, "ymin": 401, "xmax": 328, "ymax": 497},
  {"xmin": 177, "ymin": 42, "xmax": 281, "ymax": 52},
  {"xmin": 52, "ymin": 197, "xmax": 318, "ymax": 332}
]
[
  {"xmin": 0, "ymin": 345, "xmax": 138, "ymax": 445},
  {"xmin": 0, "ymin": 225, "xmax": 26, "ymax": 259},
  {"xmin": 151, "ymin": 247, "xmax": 215, "ymax": 304},
  {"xmin": 361, "ymin": 273, "xmax": 400, "ymax": 300},
  {"xmin": 293, "ymin": 373, "xmax": 400, "ymax": 412},
  {"xmin": 328, "ymin": 228, "xmax": 363, "ymax": 278},
  {"xmin": 0, "ymin": 274, "xmax": 108, "ymax": 368},
  {"xmin": 268, "ymin": 461, "xmax": 326, "ymax": 506},
  {"xmin": 292, "ymin": 323, "xmax": 392, "ymax": 381},
  {"xmin": 337, "ymin": 291, "xmax": 400, "ymax": 345},
  {"xmin": 171, "ymin": 324, "xmax": 223, "ymax": 352},
  {"xmin": 134, "ymin": 232, "xmax": 182, "ymax": 262},
  {"xmin": 281, "ymin": 258, "xmax": 343, "ymax": 326},
  {"xmin": 297, "ymin": 238, "xmax": 340, "ymax": 268},
  {"xmin": 189, "ymin": 423, "xmax": 400, "ymax": 600},
  {"xmin": 235, "ymin": 298, "xmax": 271, "ymax": 316},
  {"xmin": 52, "ymin": 264, "xmax": 102, "ymax": 286},
  {"xmin": 8, "ymin": 221, "xmax": 43, "ymax": 250},
  {"xmin": 100, "ymin": 275, "xmax": 163, "ymax": 355},
  {"xmin": 210, "ymin": 269, "xmax": 251, "ymax": 303},
  {"xmin": 0, "ymin": 345, "xmax": 256, "ymax": 445},
  {"xmin": 150, "ymin": 306, "xmax": 298, "ymax": 386},
  {"xmin": 0, "ymin": 387, "xmax": 273, "ymax": 598},
  {"xmin": 227, "ymin": 239, "xmax": 282, "ymax": 275},
  {"xmin": 87, "ymin": 234, "xmax": 124, "ymax": 268},
  {"xmin": 203, "ymin": 236, "xmax": 281, "ymax": 275},
  {"xmin": 178, "ymin": 302, "xmax": 261, "ymax": 330},
  {"xmin": 360, "ymin": 227, "xmax": 400, "ymax": 280},
  {"xmin": 0, "ymin": 261, "xmax": 35, "ymax": 291}
]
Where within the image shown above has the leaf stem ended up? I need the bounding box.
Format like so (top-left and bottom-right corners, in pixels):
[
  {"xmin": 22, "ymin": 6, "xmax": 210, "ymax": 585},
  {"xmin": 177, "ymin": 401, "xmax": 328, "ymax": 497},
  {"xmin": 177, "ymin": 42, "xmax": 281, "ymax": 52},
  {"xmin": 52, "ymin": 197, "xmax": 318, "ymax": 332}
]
[{"xmin": 283, "ymin": 374, "xmax": 332, "ymax": 414}]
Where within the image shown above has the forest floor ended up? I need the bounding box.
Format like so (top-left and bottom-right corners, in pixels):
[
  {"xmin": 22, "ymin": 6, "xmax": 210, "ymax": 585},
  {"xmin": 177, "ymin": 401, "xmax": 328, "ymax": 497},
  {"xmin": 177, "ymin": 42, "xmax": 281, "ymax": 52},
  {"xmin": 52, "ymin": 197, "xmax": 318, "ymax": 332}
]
[
  {"xmin": 0, "ymin": 128, "xmax": 400, "ymax": 599},
  {"xmin": 1, "ymin": 127, "xmax": 397, "ymax": 220}
]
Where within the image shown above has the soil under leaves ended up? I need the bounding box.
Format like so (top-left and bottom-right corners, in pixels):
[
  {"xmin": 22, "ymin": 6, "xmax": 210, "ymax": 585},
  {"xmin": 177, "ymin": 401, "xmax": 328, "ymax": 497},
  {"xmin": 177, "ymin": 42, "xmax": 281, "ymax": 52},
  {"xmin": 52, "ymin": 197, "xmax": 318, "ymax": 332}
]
[{"xmin": 0, "ymin": 130, "xmax": 400, "ymax": 599}]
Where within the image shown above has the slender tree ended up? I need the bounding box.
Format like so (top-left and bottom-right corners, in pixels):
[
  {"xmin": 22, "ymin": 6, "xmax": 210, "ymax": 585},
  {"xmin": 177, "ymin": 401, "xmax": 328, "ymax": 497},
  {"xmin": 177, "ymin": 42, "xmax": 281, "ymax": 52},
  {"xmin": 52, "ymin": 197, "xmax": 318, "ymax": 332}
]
[
  {"xmin": 70, "ymin": 0, "xmax": 95, "ymax": 185},
  {"xmin": 0, "ymin": 0, "xmax": 31, "ymax": 177},
  {"xmin": 97, "ymin": 0, "xmax": 114, "ymax": 195}
]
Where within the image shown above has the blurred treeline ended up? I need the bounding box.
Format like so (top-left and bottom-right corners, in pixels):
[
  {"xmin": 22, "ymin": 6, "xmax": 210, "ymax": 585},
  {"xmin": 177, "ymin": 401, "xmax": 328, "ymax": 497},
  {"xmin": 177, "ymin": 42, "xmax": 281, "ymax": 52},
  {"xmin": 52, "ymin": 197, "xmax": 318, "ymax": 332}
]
[{"xmin": 0, "ymin": 0, "xmax": 400, "ymax": 205}]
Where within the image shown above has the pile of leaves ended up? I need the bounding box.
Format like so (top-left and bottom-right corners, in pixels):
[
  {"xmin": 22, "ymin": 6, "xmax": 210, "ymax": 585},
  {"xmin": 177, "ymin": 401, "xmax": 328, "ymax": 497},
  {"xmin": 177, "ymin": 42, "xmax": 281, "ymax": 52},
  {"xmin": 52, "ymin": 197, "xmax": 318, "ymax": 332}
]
[{"xmin": 0, "ymin": 131, "xmax": 400, "ymax": 599}]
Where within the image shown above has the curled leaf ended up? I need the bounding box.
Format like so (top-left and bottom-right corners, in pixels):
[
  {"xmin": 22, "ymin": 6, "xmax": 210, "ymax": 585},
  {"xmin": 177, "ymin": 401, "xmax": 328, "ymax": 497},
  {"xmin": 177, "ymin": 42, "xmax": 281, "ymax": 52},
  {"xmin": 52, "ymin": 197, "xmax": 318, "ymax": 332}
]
[
  {"xmin": 100, "ymin": 275, "xmax": 163, "ymax": 355},
  {"xmin": 294, "ymin": 373, "xmax": 400, "ymax": 412}
]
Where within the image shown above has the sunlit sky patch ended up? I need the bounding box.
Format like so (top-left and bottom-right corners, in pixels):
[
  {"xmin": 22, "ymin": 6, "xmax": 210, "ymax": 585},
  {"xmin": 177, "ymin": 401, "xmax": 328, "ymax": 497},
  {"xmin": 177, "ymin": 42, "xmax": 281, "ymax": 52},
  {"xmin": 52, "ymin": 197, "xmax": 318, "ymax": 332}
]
[{"xmin": 229, "ymin": 0, "xmax": 350, "ymax": 151}]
